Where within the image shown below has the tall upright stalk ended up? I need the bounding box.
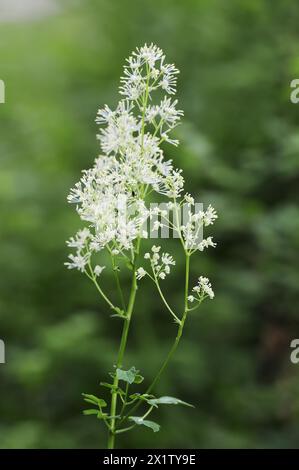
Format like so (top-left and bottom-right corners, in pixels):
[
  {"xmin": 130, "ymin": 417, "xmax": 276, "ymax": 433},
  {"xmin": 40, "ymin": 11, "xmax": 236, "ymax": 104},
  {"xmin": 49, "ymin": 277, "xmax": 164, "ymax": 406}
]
[
  {"xmin": 65, "ymin": 44, "xmax": 217, "ymax": 449},
  {"xmin": 107, "ymin": 270, "xmax": 138, "ymax": 448},
  {"xmin": 107, "ymin": 63, "xmax": 151, "ymax": 449}
]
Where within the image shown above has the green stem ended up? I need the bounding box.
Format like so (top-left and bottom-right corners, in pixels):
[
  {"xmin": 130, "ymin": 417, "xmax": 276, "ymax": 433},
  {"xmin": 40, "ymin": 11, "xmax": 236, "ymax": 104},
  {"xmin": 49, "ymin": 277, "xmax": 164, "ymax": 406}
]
[
  {"xmin": 122, "ymin": 254, "xmax": 191, "ymax": 422},
  {"xmin": 153, "ymin": 274, "xmax": 180, "ymax": 324},
  {"xmin": 148, "ymin": 254, "xmax": 189, "ymax": 393},
  {"xmin": 107, "ymin": 269, "xmax": 138, "ymax": 449},
  {"xmin": 111, "ymin": 254, "xmax": 126, "ymax": 311},
  {"xmin": 107, "ymin": 64, "xmax": 151, "ymax": 448},
  {"xmin": 86, "ymin": 267, "xmax": 117, "ymax": 313}
]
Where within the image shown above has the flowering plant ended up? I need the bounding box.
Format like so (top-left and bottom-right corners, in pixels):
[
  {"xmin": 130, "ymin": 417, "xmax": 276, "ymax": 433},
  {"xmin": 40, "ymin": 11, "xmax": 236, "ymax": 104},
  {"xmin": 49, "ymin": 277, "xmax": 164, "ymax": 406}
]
[{"xmin": 65, "ymin": 44, "xmax": 217, "ymax": 448}]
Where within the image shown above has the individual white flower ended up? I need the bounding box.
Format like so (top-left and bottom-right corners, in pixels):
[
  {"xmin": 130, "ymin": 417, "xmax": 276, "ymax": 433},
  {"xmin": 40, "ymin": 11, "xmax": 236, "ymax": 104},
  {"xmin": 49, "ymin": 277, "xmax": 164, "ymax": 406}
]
[
  {"xmin": 188, "ymin": 295, "xmax": 195, "ymax": 303},
  {"xmin": 152, "ymin": 220, "xmax": 163, "ymax": 231},
  {"xmin": 144, "ymin": 252, "xmax": 150, "ymax": 259},
  {"xmin": 64, "ymin": 253, "xmax": 89, "ymax": 272},
  {"xmin": 151, "ymin": 245, "xmax": 161, "ymax": 253},
  {"xmin": 161, "ymin": 253, "xmax": 175, "ymax": 266},
  {"xmin": 145, "ymin": 105, "xmax": 159, "ymax": 123},
  {"xmin": 66, "ymin": 228, "xmax": 90, "ymax": 250},
  {"xmin": 95, "ymin": 104, "xmax": 114, "ymax": 124},
  {"xmin": 94, "ymin": 265, "xmax": 105, "ymax": 276},
  {"xmin": 159, "ymin": 60, "xmax": 179, "ymax": 94},
  {"xmin": 154, "ymin": 168, "xmax": 184, "ymax": 197},
  {"xmin": 136, "ymin": 267, "xmax": 147, "ymax": 280},
  {"xmin": 203, "ymin": 205, "xmax": 218, "ymax": 226},
  {"xmin": 160, "ymin": 131, "xmax": 179, "ymax": 146},
  {"xmin": 184, "ymin": 193, "xmax": 194, "ymax": 205},
  {"xmin": 158, "ymin": 97, "xmax": 183, "ymax": 126},
  {"xmin": 198, "ymin": 237, "xmax": 217, "ymax": 252},
  {"xmin": 137, "ymin": 43, "xmax": 164, "ymax": 67}
]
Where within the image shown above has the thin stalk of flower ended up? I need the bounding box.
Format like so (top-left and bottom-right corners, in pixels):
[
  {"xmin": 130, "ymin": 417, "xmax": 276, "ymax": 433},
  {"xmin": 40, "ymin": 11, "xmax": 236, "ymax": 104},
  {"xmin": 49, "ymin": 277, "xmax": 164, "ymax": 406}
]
[
  {"xmin": 85, "ymin": 265, "xmax": 119, "ymax": 314},
  {"xmin": 173, "ymin": 198, "xmax": 186, "ymax": 251},
  {"xmin": 152, "ymin": 274, "xmax": 180, "ymax": 324},
  {"xmin": 109, "ymin": 251, "xmax": 127, "ymax": 311},
  {"xmin": 150, "ymin": 253, "xmax": 190, "ymax": 391}
]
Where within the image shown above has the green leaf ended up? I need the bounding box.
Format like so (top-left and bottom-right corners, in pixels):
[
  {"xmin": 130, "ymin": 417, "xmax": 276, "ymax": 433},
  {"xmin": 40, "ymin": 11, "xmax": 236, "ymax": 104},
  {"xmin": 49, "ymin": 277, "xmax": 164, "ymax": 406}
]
[
  {"xmin": 147, "ymin": 396, "xmax": 194, "ymax": 407},
  {"xmin": 129, "ymin": 393, "xmax": 154, "ymax": 401},
  {"xmin": 83, "ymin": 409, "xmax": 99, "ymax": 415},
  {"xmin": 129, "ymin": 416, "xmax": 160, "ymax": 433},
  {"xmin": 134, "ymin": 374, "xmax": 144, "ymax": 384},
  {"xmin": 100, "ymin": 382, "xmax": 115, "ymax": 390},
  {"xmin": 116, "ymin": 366, "xmax": 139, "ymax": 384},
  {"xmin": 83, "ymin": 409, "xmax": 108, "ymax": 420},
  {"xmin": 82, "ymin": 393, "xmax": 107, "ymax": 408},
  {"xmin": 129, "ymin": 393, "xmax": 141, "ymax": 400},
  {"xmin": 100, "ymin": 382, "xmax": 125, "ymax": 397}
]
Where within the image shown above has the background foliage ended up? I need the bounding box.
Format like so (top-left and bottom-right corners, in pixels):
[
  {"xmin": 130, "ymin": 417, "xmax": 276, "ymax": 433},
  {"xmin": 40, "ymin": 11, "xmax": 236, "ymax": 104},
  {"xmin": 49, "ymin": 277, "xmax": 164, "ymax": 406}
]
[{"xmin": 1, "ymin": 0, "xmax": 299, "ymax": 448}]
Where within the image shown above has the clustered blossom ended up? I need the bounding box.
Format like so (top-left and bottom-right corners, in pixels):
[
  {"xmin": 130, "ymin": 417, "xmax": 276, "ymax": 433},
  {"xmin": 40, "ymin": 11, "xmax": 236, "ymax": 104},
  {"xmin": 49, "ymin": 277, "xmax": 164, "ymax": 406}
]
[
  {"xmin": 66, "ymin": 44, "xmax": 188, "ymax": 272},
  {"xmin": 65, "ymin": 43, "xmax": 217, "ymax": 308},
  {"xmin": 65, "ymin": 228, "xmax": 91, "ymax": 272},
  {"xmin": 141, "ymin": 245, "xmax": 176, "ymax": 281},
  {"xmin": 188, "ymin": 276, "xmax": 215, "ymax": 304},
  {"xmin": 180, "ymin": 204, "xmax": 218, "ymax": 253},
  {"xmin": 119, "ymin": 44, "xmax": 179, "ymax": 100},
  {"xmin": 147, "ymin": 198, "xmax": 218, "ymax": 254}
]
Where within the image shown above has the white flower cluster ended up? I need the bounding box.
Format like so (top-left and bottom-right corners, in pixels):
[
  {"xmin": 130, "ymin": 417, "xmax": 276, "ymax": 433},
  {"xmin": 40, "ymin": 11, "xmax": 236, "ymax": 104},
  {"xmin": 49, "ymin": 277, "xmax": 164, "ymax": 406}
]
[
  {"xmin": 136, "ymin": 245, "xmax": 175, "ymax": 281},
  {"xmin": 65, "ymin": 228, "xmax": 91, "ymax": 272},
  {"xmin": 181, "ymin": 199, "xmax": 218, "ymax": 253},
  {"xmin": 188, "ymin": 276, "xmax": 215, "ymax": 304},
  {"xmin": 66, "ymin": 44, "xmax": 187, "ymax": 271},
  {"xmin": 65, "ymin": 41, "xmax": 218, "ymax": 307},
  {"xmin": 147, "ymin": 198, "xmax": 218, "ymax": 254},
  {"xmin": 119, "ymin": 43, "xmax": 179, "ymax": 100}
]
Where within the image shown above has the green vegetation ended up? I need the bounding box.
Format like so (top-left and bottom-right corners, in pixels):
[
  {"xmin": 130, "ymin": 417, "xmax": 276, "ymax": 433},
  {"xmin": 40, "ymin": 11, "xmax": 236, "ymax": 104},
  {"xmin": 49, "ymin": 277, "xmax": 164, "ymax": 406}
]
[{"xmin": 1, "ymin": 0, "xmax": 299, "ymax": 449}]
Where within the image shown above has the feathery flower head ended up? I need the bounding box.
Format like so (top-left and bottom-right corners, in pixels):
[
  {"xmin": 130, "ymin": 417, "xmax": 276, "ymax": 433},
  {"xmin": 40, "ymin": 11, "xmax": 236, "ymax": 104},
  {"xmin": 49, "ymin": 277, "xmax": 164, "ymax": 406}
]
[{"xmin": 66, "ymin": 43, "xmax": 216, "ymax": 276}]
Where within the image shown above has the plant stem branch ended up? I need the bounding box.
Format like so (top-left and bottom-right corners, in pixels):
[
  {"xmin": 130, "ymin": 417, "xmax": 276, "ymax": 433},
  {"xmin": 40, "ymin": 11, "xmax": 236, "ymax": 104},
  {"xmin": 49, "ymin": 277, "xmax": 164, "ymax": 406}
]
[
  {"xmin": 153, "ymin": 274, "xmax": 180, "ymax": 324},
  {"xmin": 85, "ymin": 267, "xmax": 118, "ymax": 313},
  {"xmin": 122, "ymin": 254, "xmax": 191, "ymax": 422}
]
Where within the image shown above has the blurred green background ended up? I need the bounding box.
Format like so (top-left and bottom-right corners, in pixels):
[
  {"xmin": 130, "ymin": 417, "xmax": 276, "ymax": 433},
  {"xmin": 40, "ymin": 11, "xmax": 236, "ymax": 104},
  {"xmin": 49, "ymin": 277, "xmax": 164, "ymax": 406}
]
[{"xmin": 1, "ymin": 0, "xmax": 299, "ymax": 449}]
